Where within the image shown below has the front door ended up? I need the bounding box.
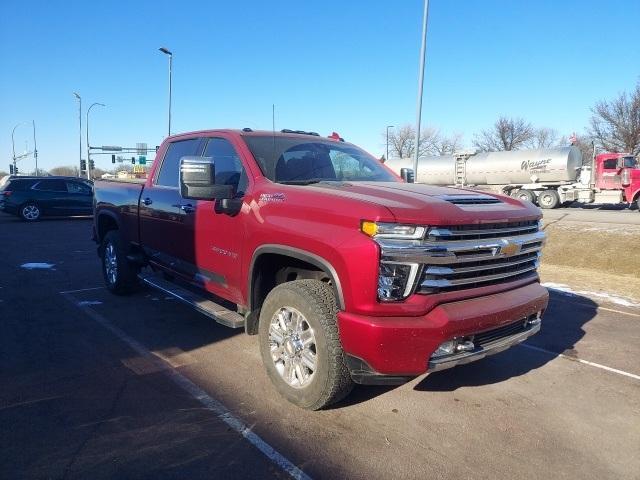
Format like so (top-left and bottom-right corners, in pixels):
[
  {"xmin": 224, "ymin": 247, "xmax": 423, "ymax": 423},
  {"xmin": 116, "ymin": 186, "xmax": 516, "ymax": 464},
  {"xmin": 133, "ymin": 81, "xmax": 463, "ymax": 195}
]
[
  {"xmin": 598, "ymin": 157, "xmax": 622, "ymax": 190},
  {"xmin": 139, "ymin": 137, "xmax": 204, "ymax": 274},
  {"xmin": 175, "ymin": 136, "xmax": 250, "ymax": 305}
]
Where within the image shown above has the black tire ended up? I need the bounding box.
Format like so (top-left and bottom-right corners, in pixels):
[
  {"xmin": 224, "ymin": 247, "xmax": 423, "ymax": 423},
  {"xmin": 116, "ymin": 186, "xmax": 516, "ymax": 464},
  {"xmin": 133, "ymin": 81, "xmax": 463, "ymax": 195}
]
[
  {"xmin": 258, "ymin": 280, "xmax": 354, "ymax": 410},
  {"xmin": 538, "ymin": 190, "xmax": 560, "ymax": 209},
  {"xmin": 512, "ymin": 189, "xmax": 536, "ymax": 204},
  {"xmin": 636, "ymin": 198, "xmax": 640, "ymax": 211},
  {"xmin": 20, "ymin": 203, "xmax": 41, "ymax": 221},
  {"xmin": 100, "ymin": 230, "xmax": 139, "ymax": 295}
]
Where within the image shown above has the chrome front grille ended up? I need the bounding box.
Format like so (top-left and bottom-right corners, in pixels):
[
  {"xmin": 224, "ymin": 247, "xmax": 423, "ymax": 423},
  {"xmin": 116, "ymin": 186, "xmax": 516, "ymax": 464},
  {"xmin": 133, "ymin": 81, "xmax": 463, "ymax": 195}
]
[{"xmin": 378, "ymin": 220, "xmax": 544, "ymax": 295}]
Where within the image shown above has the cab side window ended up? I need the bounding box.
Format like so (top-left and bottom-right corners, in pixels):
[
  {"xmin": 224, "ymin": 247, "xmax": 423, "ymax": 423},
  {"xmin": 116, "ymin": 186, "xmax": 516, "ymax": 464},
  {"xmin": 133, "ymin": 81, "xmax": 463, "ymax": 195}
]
[
  {"xmin": 203, "ymin": 138, "xmax": 248, "ymax": 197},
  {"xmin": 157, "ymin": 138, "xmax": 203, "ymax": 187},
  {"xmin": 602, "ymin": 159, "xmax": 618, "ymax": 169}
]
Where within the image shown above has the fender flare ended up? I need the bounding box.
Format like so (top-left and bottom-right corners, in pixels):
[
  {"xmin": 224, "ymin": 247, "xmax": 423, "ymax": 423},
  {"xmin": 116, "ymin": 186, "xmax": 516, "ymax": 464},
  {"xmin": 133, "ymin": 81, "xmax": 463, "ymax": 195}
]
[
  {"xmin": 248, "ymin": 244, "xmax": 345, "ymax": 311},
  {"xmin": 95, "ymin": 210, "xmax": 122, "ymax": 242}
]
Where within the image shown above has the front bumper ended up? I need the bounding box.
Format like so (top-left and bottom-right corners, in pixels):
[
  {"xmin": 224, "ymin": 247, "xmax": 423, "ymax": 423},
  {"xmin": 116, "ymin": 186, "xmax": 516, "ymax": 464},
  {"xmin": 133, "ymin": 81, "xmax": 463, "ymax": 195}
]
[{"xmin": 337, "ymin": 282, "xmax": 548, "ymax": 383}]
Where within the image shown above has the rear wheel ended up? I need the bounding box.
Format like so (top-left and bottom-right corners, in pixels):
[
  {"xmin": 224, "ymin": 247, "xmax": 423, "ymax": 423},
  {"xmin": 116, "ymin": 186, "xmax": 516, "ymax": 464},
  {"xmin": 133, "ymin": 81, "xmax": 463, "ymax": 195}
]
[
  {"xmin": 512, "ymin": 189, "xmax": 536, "ymax": 204},
  {"xmin": 258, "ymin": 280, "xmax": 353, "ymax": 410},
  {"xmin": 538, "ymin": 190, "xmax": 560, "ymax": 209},
  {"xmin": 20, "ymin": 203, "xmax": 41, "ymax": 221},
  {"xmin": 101, "ymin": 230, "xmax": 139, "ymax": 295}
]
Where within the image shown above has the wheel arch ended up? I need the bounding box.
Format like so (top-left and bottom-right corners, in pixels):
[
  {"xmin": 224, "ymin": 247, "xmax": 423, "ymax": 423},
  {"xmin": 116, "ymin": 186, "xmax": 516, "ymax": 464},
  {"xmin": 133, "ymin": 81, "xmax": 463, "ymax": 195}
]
[
  {"xmin": 96, "ymin": 211, "xmax": 121, "ymax": 242},
  {"xmin": 246, "ymin": 245, "xmax": 345, "ymax": 334}
]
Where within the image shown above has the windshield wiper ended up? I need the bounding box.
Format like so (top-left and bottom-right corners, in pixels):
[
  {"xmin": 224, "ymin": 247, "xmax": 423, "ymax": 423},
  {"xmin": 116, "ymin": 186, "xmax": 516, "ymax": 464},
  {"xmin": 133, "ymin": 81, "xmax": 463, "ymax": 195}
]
[{"xmin": 277, "ymin": 178, "xmax": 327, "ymax": 185}]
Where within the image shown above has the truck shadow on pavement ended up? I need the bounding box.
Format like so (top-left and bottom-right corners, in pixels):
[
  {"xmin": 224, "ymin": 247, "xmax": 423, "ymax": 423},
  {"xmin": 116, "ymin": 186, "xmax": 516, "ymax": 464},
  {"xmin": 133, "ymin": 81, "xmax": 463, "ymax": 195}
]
[{"xmin": 414, "ymin": 290, "xmax": 598, "ymax": 392}]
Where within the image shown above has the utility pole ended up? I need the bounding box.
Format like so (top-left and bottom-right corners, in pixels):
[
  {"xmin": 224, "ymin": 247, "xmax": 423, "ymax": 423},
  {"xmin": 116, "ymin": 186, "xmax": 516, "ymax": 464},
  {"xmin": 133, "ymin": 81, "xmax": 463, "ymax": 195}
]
[
  {"xmin": 413, "ymin": 0, "xmax": 430, "ymax": 179},
  {"xmin": 159, "ymin": 47, "xmax": 173, "ymax": 136},
  {"xmin": 86, "ymin": 102, "xmax": 105, "ymax": 181},
  {"xmin": 386, "ymin": 125, "xmax": 394, "ymax": 162},
  {"xmin": 11, "ymin": 122, "xmax": 27, "ymax": 175},
  {"xmin": 32, "ymin": 120, "xmax": 38, "ymax": 176},
  {"xmin": 73, "ymin": 92, "xmax": 82, "ymax": 177}
]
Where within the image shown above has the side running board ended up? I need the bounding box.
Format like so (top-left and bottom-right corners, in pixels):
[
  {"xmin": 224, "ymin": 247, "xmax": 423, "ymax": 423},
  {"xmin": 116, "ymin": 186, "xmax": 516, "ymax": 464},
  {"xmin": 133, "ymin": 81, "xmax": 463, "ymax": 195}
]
[{"xmin": 138, "ymin": 272, "xmax": 244, "ymax": 328}]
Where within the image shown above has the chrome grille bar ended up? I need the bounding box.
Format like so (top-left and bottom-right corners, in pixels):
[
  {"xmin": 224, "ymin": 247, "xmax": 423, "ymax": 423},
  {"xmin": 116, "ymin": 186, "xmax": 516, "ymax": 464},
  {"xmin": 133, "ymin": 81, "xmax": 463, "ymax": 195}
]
[
  {"xmin": 421, "ymin": 263, "xmax": 539, "ymax": 289},
  {"xmin": 424, "ymin": 251, "xmax": 540, "ymax": 275}
]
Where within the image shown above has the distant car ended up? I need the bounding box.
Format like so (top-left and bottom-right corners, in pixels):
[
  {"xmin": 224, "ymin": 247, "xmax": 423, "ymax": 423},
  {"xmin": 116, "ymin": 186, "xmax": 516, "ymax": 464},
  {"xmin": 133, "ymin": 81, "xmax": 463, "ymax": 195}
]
[{"xmin": 0, "ymin": 176, "xmax": 93, "ymax": 221}]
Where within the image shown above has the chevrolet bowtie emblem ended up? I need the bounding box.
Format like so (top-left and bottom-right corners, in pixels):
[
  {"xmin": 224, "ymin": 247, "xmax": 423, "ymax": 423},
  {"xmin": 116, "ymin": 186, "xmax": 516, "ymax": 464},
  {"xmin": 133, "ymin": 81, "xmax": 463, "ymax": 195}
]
[{"xmin": 499, "ymin": 241, "xmax": 521, "ymax": 257}]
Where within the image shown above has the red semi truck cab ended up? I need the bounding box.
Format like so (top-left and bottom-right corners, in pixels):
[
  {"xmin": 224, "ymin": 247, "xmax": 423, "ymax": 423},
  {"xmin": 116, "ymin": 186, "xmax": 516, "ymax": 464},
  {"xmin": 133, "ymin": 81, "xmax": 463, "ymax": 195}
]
[
  {"xmin": 93, "ymin": 129, "xmax": 548, "ymax": 409},
  {"xmin": 594, "ymin": 153, "xmax": 640, "ymax": 206}
]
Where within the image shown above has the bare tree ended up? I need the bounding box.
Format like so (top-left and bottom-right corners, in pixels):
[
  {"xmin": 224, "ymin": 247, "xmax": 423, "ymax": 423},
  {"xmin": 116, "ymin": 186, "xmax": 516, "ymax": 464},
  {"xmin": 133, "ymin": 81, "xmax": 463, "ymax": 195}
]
[
  {"xmin": 526, "ymin": 127, "xmax": 568, "ymax": 149},
  {"xmin": 385, "ymin": 125, "xmax": 463, "ymax": 158},
  {"xmin": 588, "ymin": 82, "xmax": 640, "ymax": 155},
  {"xmin": 572, "ymin": 134, "xmax": 596, "ymax": 164},
  {"xmin": 49, "ymin": 166, "xmax": 79, "ymax": 177},
  {"xmin": 473, "ymin": 117, "xmax": 534, "ymax": 151}
]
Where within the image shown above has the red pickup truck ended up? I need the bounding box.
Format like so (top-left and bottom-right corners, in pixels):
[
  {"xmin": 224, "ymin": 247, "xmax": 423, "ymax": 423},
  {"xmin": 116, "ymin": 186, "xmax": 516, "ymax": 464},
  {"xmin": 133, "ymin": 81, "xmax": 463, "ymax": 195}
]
[{"xmin": 93, "ymin": 129, "xmax": 548, "ymax": 409}]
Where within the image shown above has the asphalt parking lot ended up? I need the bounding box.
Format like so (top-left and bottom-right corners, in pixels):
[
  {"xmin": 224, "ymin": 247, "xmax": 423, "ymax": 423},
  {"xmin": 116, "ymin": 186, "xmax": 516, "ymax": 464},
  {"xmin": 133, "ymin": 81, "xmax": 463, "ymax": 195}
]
[{"xmin": 1, "ymin": 213, "xmax": 639, "ymax": 479}]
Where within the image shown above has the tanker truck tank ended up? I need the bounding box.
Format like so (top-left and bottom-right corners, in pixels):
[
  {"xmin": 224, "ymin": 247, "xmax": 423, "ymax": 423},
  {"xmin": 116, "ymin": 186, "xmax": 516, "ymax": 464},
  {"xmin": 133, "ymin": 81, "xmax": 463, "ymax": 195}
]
[{"xmin": 386, "ymin": 146, "xmax": 583, "ymax": 186}]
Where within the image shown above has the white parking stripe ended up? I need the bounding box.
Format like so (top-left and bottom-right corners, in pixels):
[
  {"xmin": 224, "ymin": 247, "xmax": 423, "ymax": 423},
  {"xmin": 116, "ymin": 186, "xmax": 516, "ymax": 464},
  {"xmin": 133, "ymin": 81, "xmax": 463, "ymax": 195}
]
[
  {"xmin": 520, "ymin": 344, "xmax": 640, "ymax": 381},
  {"xmin": 62, "ymin": 292, "xmax": 312, "ymax": 480},
  {"xmin": 59, "ymin": 286, "xmax": 105, "ymax": 294}
]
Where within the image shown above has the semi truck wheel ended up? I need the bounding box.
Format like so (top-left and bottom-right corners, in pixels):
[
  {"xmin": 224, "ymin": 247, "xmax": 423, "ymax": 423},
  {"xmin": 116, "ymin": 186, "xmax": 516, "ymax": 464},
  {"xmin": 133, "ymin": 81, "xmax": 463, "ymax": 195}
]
[
  {"xmin": 101, "ymin": 230, "xmax": 139, "ymax": 295},
  {"xmin": 512, "ymin": 189, "xmax": 536, "ymax": 204},
  {"xmin": 258, "ymin": 279, "xmax": 354, "ymax": 410},
  {"xmin": 538, "ymin": 190, "xmax": 560, "ymax": 209}
]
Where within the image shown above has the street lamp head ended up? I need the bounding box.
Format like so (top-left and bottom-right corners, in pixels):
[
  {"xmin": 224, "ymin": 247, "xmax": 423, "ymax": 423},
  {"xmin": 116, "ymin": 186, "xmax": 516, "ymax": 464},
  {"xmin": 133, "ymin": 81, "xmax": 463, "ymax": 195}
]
[
  {"xmin": 159, "ymin": 47, "xmax": 172, "ymax": 56},
  {"xmin": 73, "ymin": 92, "xmax": 81, "ymax": 100}
]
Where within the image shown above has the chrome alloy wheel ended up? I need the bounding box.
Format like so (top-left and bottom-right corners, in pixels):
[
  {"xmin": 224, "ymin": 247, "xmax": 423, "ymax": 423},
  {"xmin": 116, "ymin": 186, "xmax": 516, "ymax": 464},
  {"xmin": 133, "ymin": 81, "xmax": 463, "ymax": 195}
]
[
  {"xmin": 22, "ymin": 204, "xmax": 40, "ymax": 220},
  {"xmin": 104, "ymin": 243, "xmax": 118, "ymax": 286},
  {"xmin": 268, "ymin": 306, "xmax": 317, "ymax": 388}
]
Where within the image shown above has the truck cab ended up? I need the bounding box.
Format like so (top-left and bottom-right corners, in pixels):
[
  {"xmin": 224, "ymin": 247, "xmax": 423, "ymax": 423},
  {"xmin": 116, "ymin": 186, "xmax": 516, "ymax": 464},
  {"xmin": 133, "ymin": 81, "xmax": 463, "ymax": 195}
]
[{"xmin": 594, "ymin": 153, "xmax": 640, "ymax": 207}]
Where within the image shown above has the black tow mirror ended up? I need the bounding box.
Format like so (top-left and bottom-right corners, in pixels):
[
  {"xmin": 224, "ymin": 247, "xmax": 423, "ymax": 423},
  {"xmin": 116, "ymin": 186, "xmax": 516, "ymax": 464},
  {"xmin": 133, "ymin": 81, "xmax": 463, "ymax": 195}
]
[
  {"xmin": 179, "ymin": 156, "xmax": 233, "ymax": 200},
  {"xmin": 400, "ymin": 167, "xmax": 415, "ymax": 183}
]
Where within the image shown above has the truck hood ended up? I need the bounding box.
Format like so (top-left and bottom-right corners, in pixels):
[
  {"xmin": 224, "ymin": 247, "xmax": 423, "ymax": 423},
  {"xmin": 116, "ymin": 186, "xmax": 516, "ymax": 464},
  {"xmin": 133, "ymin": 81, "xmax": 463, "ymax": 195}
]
[{"xmin": 304, "ymin": 181, "xmax": 541, "ymax": 225}]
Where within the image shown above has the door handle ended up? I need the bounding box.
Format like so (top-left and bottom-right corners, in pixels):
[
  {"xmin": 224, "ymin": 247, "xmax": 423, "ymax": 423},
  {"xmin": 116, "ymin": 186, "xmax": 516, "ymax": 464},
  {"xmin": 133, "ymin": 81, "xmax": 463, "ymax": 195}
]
[
  {"xmin": 180, "ymin": 204, "xmax": 195, "ymax": 214},
  {"xmin": 143, "ymin": 197, "xmax": 153, "ymax": 206}
]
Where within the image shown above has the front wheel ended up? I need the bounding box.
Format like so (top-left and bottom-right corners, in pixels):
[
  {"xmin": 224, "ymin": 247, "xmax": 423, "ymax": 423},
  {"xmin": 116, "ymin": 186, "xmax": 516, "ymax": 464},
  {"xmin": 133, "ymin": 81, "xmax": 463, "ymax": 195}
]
[
  {"xmin": 101, "ymin": 230, "xmax": 139, "ymax": 295},
  {"xmin": 258, "ymin": 280, "xmax": 354, "ymax": 410}
]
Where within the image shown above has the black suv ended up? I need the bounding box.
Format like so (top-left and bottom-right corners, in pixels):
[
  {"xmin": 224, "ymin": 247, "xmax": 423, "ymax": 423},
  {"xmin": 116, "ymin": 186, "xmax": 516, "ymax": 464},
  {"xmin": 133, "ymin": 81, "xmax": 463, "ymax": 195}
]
[{"xmin": 0, "ymin": 176, "xmax": 93, "ymax": 221}]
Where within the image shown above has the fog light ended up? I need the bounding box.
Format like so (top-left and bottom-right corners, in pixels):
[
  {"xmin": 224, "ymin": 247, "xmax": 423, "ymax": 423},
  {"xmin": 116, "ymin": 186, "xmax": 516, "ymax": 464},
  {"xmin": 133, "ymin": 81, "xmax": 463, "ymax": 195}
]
[
  {"xmin": 456, "ymin": 340, "xmax": 475, "ymax": 352},
  {"xmin": 432, "ymin": 340, "xmax": 457, "ymax": 358}
]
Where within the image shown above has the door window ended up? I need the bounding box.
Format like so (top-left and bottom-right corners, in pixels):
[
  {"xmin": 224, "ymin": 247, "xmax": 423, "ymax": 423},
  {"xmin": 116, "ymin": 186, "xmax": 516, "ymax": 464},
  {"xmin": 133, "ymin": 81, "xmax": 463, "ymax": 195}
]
[
  {"xmin": 204, "ymin": 138, "xmax": 248, "ymax": 196},
  {"xmin": 66, "ymin": 181, "xmax": 92, "ymax": 194},
  {"xmin": 33, "ymin": 179, "xmax": 67, "ymax": 191},
  {"xmin": 602, "ymin": 159, "xmax": 618, "ymax": 169},
  {"xmin": 156, "ymin": 138, "xmax": 202, "ymax": 187}
]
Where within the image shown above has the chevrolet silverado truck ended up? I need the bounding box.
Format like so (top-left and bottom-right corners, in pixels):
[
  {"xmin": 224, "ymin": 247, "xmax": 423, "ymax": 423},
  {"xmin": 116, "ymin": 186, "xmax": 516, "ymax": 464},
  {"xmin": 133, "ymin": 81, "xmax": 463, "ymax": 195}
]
[{"xmin": 93, "ymin": 129, "xmax": 548, "ymax": 410}]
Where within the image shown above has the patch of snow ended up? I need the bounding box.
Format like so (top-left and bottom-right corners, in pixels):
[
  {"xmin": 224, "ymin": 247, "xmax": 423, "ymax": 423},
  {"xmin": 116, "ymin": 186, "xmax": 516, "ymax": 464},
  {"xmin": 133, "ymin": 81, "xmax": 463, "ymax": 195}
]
[
  {"xmin": 20, "ymin": 263, "xmax": 55, "ymax": 270},
  {"xmin": 543, "ymin": 282, "xmax": 640, "ymax": 308},
  {"xmin": 77, "ymin": 300, "xmax": 103, "ymax": 306}
]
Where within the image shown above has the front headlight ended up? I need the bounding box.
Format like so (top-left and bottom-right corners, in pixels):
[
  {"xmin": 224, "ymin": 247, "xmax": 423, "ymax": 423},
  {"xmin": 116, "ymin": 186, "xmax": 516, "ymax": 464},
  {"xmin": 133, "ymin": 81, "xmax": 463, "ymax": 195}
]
[
  {"xmin": 361, "ymin": 221, "xmax": 426, "ymax": 240},
  {"xmin": 377, "ymin": 261, "xmax": 420, "ymax": 301}
]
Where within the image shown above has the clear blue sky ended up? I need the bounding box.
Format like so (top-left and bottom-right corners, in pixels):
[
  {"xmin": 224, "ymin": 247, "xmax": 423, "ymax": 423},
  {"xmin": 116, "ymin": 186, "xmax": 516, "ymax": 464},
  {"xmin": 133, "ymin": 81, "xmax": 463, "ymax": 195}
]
[{"xmin": 1, "ymin": 0, "xmax": 638, "ymax": 173}]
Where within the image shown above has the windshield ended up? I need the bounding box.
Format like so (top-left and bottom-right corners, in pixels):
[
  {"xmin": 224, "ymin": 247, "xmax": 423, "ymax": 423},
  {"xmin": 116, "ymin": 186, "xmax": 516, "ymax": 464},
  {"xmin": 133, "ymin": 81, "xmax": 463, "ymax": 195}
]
[
  {"xmin": 243, "ymin": 135, "xmax": 397, "ymax": 184},
  {"xmin": 622, "ymin": 156, "xmax": 638, "ymax": 168}
]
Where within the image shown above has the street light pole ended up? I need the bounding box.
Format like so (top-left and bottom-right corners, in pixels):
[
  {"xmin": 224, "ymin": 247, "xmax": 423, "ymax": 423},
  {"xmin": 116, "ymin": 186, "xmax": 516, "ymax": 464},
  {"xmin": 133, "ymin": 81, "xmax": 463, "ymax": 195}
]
[
  {"xmin": 11, "ymin": 122, "xmax": 27, "ymax": 175},
  {"xmin": 386, "ymin": 125, "xmax": 395, "ymax": 162},
  {"xmin": 86, "ymin": 102, "xmax": 105, "ymax": 181},
  {"xmin": 159, "ymin": 47, "xmax": 173, "ymax": 137},
  {"xmin": 413, "ymin": 0, "xmax": 430, "ymax": 179},
  {"xmin": 32, "ymin": 120, "xmax": 38, "ymax": 176},
  {"xmin": 73, "ymin": 92, "xmax": 82, "ymax": 177}
]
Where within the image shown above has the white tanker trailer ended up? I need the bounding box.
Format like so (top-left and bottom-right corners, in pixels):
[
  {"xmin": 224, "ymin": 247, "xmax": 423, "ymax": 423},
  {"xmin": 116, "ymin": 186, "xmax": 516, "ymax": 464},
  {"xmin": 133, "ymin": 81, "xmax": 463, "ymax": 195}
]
[{"xmin": 384, "ymin": 147, "xmax": 638, "ymax": 209}]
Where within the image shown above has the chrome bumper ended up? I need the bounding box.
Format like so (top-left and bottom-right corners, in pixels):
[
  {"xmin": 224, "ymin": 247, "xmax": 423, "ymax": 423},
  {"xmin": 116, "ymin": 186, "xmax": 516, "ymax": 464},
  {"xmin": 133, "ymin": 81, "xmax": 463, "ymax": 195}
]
[{"xmin": 427, "ymin": 322, "xmax": 541, "ymax": 372}]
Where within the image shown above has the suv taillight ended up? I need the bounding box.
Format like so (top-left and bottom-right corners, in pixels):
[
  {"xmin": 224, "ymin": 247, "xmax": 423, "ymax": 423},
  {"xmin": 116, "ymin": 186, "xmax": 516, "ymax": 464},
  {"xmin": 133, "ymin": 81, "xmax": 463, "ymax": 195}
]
[{"xmin": 1, "ymin": 191, "xmax": 12, "ymax": 197}]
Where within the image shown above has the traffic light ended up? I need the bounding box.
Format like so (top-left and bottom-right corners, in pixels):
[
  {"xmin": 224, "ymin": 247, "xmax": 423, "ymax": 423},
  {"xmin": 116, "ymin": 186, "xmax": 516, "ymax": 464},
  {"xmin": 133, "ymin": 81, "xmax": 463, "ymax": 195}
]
[
  {"xmin": 80, "ymin": 159, "xmax": 87, "ymax": 171},
  {"xmin": 112, "ymin": 154, "xmax": 116, "ymax": 164},
  {"xmin": 9, "ymin": 164, "xmax": 14, "ymax": 175},
  {"xmin": 131, "ymin": 157, "xmax": 135, "ymax": 164},
  {"xmin": 89, "ymin": 159, "xmax": 95, "ymax": 170}
]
